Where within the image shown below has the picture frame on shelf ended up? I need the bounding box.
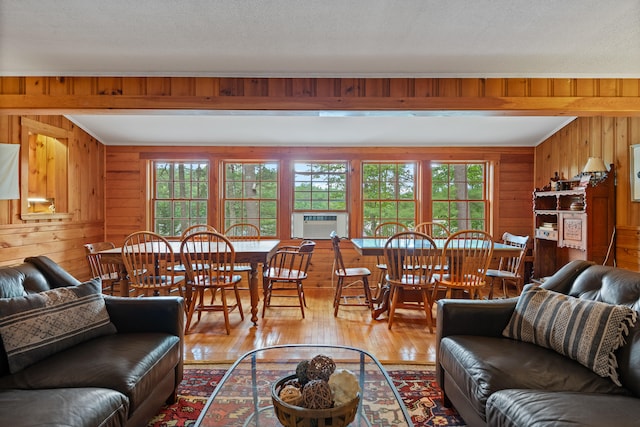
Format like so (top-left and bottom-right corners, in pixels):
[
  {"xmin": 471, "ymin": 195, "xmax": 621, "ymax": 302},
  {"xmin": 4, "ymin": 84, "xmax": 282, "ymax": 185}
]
[
  {"xmin": 576, "ymin": 175, "xmax": 591, "ymax": 190},
  {"xmin": 632, "ymin": 144, "xmax": 640, "ymax": 202}
]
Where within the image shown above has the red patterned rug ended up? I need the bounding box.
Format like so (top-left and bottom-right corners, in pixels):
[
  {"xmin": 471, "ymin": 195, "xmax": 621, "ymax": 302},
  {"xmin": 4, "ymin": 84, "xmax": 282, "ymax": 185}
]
[{"xmin": 148, "ymin": 367, "xmax": 465, "ymax": 426}]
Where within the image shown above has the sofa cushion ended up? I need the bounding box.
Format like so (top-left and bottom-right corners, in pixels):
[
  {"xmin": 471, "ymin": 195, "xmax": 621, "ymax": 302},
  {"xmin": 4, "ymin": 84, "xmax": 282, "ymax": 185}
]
[
  {"xmin": 486, "ymin": 389, "xmax": 640, "ymax": 427},
  {"xmin": 0, "ymin": 387, "xmax": 128, "ymax": 427},
  {"xmin": 0, "ymin": 279, "xmax": 116, "ymax": 373},
  {"xmin": 0, "ymin": 332, "xmax": 180, "ymax": 414},
  {"xmin": 439, "ymin": 335, "xmax": 631, "ymax": 421},
  {"xmin": 503, "ymin": 285, "xmax": 637, "ymax": 386}
]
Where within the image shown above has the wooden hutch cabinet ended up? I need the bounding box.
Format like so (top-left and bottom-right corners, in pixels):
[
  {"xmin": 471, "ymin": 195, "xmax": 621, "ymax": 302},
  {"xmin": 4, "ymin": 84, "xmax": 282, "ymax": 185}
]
[{"xmin": 532, "ymin": 169, "xmax": 615, "ymax": 279}]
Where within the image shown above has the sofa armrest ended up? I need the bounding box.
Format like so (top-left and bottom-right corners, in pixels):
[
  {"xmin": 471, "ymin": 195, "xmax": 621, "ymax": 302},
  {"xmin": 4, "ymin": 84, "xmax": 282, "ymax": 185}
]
[
  {"xmin": 105, "ymin": 295, "xmax": 185, "ymax": 394},
  {"xmin": 435, "ymin": 298, "xmax": 518, "ymax": 389},
  {"xmin": 436, "ymin": 298, "xmax": 517, "ymax": 339},
  {"xmin": 539, "ymin": 259, "xmax": 594, "ymax": 294},
  {"xmin": 24, "ymin": 255, "xmax": 81, "ymax": 288},
  {"xmin": 105, "ymin": 296, "xmax": 184, "ymax": 338}
]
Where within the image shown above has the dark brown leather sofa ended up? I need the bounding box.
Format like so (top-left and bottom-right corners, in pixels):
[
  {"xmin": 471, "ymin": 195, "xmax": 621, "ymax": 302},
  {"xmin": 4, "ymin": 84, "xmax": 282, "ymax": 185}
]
[
  {"xmin": 436, "ymin": 260, "xmax": 640, "ymax": 427},
  {"xmin": 0, "ymin": 256, "xmax": 184, "ymax": 427}
]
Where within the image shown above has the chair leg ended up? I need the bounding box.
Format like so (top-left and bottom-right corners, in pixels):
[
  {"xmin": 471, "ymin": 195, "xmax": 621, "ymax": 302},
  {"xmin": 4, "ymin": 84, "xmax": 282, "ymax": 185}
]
[
  {"xmin": 297, "ymin": 281, "xmax": 305, "ymax": 318},
  {"xmin": 503, "ymin": 278, "xmax": 522, "ymax": 298},
  {"xmin": 184, "ymin": 287, "xmax": 201, "ymax": 333},
  {"xmin": 387, "ymin": 285, "xmax": 399, "ymax": 330},
  {"xmin": 422, "ymin": 288, "xmax": 434, "ymax": 333},
  {"xmin": 487, "ymin": 277, "xmax": 495, "ymax": 299},
  {"xmin": 301, "ymin": 284, "xmax": 307, "ymax": 307},
  {"xmin": 196, "ymin": 288, "xmax": 205, "ymax": 323},
  {"xmin": 333, "ymin": 277, "xmax": 344, "ymax": 317},
  {"xmin": 366, "ymin": 276, "xmax": 378, "ymax": 320},
  {"xmin": 360, "ymin": 276, "xmax": 375, "ymax": 317},
  {"xmin": 362, "ymin": 277, "xmax": 373, "ymax": 310},
  {"xmin": 375, "ymin": 268, "xmax": 386, "ymax": 294},
  {"xmin": 219, "ymin": 288, "xmax": 230, "ymax": 335},
  {"xmin": 233, "ymin": 285, "xmax": 244, "ymax": 320}
]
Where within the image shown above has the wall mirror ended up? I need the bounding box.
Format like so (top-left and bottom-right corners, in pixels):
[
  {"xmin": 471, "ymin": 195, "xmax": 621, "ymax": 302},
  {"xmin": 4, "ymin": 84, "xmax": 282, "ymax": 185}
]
[{"xmin": 20, "ymin": 117, "xmax": 72, "ymax": 220}]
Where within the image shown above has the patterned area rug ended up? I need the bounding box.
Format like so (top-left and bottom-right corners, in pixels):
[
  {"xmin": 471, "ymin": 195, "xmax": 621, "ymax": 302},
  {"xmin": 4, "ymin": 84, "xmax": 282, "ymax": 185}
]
[{"xmin": 148, "ymin": 367, "xmax": 465, "ymax": 426}]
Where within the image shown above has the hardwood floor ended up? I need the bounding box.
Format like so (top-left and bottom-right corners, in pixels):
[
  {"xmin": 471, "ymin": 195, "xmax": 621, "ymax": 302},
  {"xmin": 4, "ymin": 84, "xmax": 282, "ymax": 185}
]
[{"xmin": 183, "ymin": 286, "xmax": 438, "ymax": 365}]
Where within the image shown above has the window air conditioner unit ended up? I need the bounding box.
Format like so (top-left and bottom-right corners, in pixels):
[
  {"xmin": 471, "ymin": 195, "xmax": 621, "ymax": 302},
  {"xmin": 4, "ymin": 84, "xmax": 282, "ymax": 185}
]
[{"xmin": 291, "ymin": 212, "xmax": 348, "ymax": 239}]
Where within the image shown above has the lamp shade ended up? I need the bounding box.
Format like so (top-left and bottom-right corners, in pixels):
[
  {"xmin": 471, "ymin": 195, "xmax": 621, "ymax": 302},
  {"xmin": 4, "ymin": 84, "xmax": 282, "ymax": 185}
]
[{"xmin": 582, "ymin": 157, "xmax": 608, "ymax": 173}]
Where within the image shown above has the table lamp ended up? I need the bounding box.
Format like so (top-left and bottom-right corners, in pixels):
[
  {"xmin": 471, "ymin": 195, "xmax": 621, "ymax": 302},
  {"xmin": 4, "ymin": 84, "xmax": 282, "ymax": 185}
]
[{"xmin": 582, "ymin": 157, "xmax": 608, "ymax": 185}]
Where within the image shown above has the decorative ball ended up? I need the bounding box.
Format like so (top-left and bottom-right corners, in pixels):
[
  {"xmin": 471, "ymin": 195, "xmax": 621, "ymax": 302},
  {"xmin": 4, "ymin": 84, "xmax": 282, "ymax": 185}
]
[
  {"xmin": 328, "ymin": 369, "xmax": 360, "ymax": 406},
  {"xmin": 296, "ymin": 360, "xmax": 310, "ymax": 385},
  {"xmin": 306, "ymin": 354, "xmax": 336, "ymax": 381},
  {"xmin": 279, "ymin": 384, "xmax": 303, "ymax": 406},
  {"xmin": 302, "ymin": 379, "xmax": 333, "ymax": 409},
  {"xmin": 283, "ymin": 378, "xmax": 301, "ymax": 389}
]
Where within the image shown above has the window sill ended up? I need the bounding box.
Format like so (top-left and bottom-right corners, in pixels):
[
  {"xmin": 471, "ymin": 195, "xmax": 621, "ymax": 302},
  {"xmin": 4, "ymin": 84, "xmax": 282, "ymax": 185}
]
[{"xmin": 21, "ymin": 212, "xmax": 74, "ymax": 221}]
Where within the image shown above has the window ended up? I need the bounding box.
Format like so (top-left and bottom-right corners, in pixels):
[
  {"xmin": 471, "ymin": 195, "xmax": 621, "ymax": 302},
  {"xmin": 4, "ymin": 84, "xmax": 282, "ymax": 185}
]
[
  {"xmin": 152, "ymin": 161, "xmax": 209, "ymax": 236},
  {"xmin": 223, "ymin": 162, "xmax": 278, "ymax": 236},
  {"xmin": 431, "ymin": 162, "xmax": 487, "ymax": 233},
  {"xmin": 362, "ymin": 162, "xmax": 417, "ymax": 236},
  {"xmin": 293, "ymin": 161, "xmax": 347, "ymax": 211}
]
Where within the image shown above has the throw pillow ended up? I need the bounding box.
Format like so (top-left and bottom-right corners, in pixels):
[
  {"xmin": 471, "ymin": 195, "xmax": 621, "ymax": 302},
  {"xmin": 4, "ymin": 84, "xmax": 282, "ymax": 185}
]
[
  {"xmin": 503, "ymin": 284, "xmax": 638, "ymax": 386},
  {"xmin": 0, "ymin": 279, "xmax": 116, "ymax": 373}
]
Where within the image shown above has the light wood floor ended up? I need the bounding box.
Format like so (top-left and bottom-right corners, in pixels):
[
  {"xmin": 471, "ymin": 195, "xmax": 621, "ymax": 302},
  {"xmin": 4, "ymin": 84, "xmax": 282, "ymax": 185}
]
[{"xmin": 183, "ymin": 286, "xmax": 438, "ymax": 365}]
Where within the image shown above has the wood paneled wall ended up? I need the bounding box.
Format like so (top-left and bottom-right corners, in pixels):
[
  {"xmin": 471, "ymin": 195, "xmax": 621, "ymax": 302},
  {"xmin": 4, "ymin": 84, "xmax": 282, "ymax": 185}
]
[
  {"xmin": 2, "ymin": 76, "xmax": 639, "ymax": 280},
  {"xmin": 0, "ymin": 115, "xmax": 105, "ymax": 277},
  {"xmin": 534, "ymin": 117, "xmax": 640, "ymax": 271}
]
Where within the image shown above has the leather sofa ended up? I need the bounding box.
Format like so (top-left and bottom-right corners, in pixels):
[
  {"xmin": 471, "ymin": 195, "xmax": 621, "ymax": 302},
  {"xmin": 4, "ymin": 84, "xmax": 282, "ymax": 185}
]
[
  {"xmin": 0, "ymin": 256, "xmax": 184, "ymax": 427},
  {"xmin": 436, "ymin": 260, "xmax": 640, "ymax": 427}
]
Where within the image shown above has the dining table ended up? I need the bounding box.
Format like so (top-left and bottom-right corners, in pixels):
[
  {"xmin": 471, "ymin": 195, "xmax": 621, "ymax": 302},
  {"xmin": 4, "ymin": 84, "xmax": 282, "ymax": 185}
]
[
  {"xmin": 350, "ymin": 237, "xmax": 523, "ymax": 319},
  {"xmin": 98, "ymin": 239, "xmax": 280, "ymax": 326}
]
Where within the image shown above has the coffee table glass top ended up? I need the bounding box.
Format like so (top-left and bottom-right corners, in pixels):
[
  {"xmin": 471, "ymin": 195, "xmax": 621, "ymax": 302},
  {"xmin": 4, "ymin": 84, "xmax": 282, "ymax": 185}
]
[{"xmin": 195, "ymin": 344, "xmax": 413, "ymax": 426}]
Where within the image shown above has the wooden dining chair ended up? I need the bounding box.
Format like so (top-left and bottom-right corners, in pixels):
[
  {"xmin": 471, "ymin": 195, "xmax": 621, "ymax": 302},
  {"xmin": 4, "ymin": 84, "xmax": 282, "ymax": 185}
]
[
  {"xmin": 485, "ymin": 232, "xmax": 530, "ymax": 299},
  {"xmin": 121, "ymin": 231, "xmax": 186, "ymax": 297},
  {"xmin": 84, "ymin": 241, "xmax": 121, "ymax": 295},
  {"xmin": 432, "ymin": 229, "xmax": 494, "ymax": 301},
  {"xmin": 181, "ymin": 224, "xmax": 217, "ymax": 239},
  {"xmin": 180, "ymin": 230, "xmax": 244, "ymax": 334},
  {"xmin": 330, "ymin": 231, "xmax": 373, "ymax": 317},
  {"xmin": 384, "ymin": 231, "xmax": 439, "ymax": 332},
  {"xmin": 414, "ymin": 221, "xmax": 450, "ymax": 238},
  {"xmin": 171, "ymin": 224, "xmax": 218, "ymax": 273},
  {"xmin": 224, "ymin": 223, "xmax": 260, "ymax": 290},
  {"xmin": 373, "ymin": 221, "xmax": 410, "ymax": 293},
  {"xmin": 262, "ymin": 240, "xmax": 316, "ymax": 319}
]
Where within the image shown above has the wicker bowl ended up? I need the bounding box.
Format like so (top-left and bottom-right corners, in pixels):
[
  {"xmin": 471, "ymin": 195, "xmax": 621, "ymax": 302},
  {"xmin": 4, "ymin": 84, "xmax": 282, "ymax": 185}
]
[{"xmin": 271, "ymin": 374, "xmax": 360, "ymax": 427}]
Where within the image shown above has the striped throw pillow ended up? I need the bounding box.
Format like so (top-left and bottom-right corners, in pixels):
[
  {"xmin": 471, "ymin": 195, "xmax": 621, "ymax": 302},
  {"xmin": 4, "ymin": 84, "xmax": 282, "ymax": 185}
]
[
  {"xmin": 503, "ymin": 284, "xmax": 637, "ymax": 386},
  {"xmin": 0, "ymin": 279, "xmax": 116, "ymax": 373}
]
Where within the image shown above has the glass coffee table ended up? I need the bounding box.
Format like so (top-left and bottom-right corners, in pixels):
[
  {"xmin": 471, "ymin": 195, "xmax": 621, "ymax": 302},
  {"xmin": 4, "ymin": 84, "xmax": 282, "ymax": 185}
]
[{"xmin": 194, "ymin": 344, "xmax": 413, "ymax": 426}]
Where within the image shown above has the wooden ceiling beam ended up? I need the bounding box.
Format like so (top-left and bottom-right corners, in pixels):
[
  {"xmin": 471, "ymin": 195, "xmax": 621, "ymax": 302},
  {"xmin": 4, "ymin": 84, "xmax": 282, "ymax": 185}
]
[{"xmin": 1, "ymin": 77, "xmax": 639, "ymax": 116}]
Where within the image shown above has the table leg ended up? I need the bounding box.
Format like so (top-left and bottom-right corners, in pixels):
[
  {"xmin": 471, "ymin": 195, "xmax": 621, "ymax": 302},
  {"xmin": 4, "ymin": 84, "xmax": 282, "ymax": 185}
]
[{"xmin": 249, "ymin": 261, "xmax": 260, "ymax": 325}]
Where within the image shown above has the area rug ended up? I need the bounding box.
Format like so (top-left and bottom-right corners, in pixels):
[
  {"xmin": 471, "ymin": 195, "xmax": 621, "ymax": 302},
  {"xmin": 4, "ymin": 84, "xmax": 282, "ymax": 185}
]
[{"xmin": 148, "ymin": 367, "xmax": 465, "ymax": 426}]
